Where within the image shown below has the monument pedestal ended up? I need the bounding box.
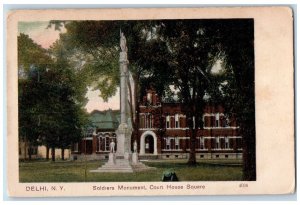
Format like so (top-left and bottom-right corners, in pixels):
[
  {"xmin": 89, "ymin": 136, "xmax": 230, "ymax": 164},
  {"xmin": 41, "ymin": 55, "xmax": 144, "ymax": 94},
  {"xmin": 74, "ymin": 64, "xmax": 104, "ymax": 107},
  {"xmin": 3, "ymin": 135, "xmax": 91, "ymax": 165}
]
[
  {"xmin": 107, "ymin": 153, "xmax": 116, "ymax": 165},
  {"xmin": 116, "ymin": 123, "xmax": 132, "ymax": 157},
  {"xmin": 90, "ymin": 125, "xmax": 154, "ymax": 173},
  {"xmin": 132, "ymin": 152, "xmax": 138, "ymax": 164},
  {"xmin": 90, "ymin": 155, "xmax": 155, "ymax": 173}
]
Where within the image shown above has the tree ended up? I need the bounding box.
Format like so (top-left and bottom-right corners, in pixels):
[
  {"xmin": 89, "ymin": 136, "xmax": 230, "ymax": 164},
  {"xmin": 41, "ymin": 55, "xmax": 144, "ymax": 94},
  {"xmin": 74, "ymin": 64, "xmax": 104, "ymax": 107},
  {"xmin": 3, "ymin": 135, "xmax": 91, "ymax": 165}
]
[
  {"xmin": 18, "ymin": 33, "xmax": 88, "ymax": 161},
  {"xmin": 38, "ymin": 58, "xmax": 88, "ymax": 161},
  {"xmin": 51, "ymin": 59, "xmax": 88, "ymax": 160},
  {"xmin": 207, "ymin": 19, "xmax": 256, "ymax": 180},
  {"xmin": 18, "ymin": 33, "xmax": 53, "ymax": 160},
  {"xmin": 152, "ymin": 20, "xmax": 219, "ymax": 165}
]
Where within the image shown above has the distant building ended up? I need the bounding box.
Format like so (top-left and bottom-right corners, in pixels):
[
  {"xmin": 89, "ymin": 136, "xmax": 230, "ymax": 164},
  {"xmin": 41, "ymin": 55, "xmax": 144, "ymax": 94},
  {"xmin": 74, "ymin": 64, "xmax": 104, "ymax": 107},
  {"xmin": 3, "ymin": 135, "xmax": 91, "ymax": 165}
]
[
  {"xmin": 71, "ymin": 89, "xmax": 242, "ymax": 160},
  {"xmin": 71, "ymin": 109, "xmax": 120, "ymax": 160},
  {"xmin": 19, "ymin": 141, "xmax": 71, "ymax": 160},
  {"xmin": 138, "ymin": 89, "xmax": 242, "ymax": 160}
]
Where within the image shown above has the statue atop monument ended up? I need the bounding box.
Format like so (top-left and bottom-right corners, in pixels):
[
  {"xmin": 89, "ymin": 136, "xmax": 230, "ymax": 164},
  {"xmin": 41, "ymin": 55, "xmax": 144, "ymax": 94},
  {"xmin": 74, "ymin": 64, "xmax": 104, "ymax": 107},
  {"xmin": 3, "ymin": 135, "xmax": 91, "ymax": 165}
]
[
  {"xmin": 120, "ymin": 31, "xmax": 128, "ymax": 52},
  {"xmin": 119, "ymin": 31, "xmax": 128, "ymax": 69}
]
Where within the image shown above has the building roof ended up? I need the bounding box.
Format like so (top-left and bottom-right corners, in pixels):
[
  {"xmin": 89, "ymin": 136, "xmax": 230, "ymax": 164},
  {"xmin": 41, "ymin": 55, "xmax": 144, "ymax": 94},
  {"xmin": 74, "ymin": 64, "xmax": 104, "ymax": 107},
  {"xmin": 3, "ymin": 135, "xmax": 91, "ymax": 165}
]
[{"xmin": 89, "ymin": 109, "xmax": 120, "ymax": 131}]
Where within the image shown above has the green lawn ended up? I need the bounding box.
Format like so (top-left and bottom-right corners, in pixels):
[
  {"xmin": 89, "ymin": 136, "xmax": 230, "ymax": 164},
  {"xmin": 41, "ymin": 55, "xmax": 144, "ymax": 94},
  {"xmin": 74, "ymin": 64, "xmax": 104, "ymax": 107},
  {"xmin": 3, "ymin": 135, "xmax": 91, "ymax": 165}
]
[{"xmin": 19, "ymin": 159, "xmax": 243, "ymax": 182}]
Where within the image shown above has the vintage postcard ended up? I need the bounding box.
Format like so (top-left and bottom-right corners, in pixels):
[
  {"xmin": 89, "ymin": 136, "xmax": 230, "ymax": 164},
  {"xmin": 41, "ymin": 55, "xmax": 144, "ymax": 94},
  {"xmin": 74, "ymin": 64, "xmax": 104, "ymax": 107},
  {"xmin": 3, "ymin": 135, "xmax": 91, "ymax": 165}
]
[{"xmin": 6, "ymin": 7, "xmax": 294, "ymax": 197}]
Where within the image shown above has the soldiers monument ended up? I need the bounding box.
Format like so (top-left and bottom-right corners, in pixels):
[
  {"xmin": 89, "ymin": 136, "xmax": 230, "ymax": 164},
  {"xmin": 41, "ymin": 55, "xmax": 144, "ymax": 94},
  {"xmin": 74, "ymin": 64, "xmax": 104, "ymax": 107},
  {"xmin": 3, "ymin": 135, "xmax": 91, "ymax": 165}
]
[{"xmin": 90, "ymin": 31, "xmax": 153, "ymax": 173}]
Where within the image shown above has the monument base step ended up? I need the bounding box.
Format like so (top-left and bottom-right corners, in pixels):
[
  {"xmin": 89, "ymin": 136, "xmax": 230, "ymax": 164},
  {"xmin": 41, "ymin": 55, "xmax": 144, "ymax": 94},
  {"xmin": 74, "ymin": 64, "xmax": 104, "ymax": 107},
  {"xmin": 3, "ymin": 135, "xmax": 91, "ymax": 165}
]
[{"xmin": 90, "ymin": 159, "xmax": 155, "ymax": 173}]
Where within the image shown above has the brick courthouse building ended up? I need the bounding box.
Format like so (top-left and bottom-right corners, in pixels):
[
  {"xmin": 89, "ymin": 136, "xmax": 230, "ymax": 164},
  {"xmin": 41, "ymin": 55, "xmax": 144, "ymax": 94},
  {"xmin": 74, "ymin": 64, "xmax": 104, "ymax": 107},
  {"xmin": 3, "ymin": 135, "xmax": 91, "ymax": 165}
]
[{"xmin": 71, "ymin": 89, "xmax": 242, "ymax": 160}]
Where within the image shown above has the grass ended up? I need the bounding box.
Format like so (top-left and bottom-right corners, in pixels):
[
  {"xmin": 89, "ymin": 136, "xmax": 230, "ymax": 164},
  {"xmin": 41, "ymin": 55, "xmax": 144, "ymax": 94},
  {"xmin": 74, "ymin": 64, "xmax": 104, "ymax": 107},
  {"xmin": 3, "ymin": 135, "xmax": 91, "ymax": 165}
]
[{"xmin": 19, "ymin": 159, "xmax": 243, "ymax": 182}]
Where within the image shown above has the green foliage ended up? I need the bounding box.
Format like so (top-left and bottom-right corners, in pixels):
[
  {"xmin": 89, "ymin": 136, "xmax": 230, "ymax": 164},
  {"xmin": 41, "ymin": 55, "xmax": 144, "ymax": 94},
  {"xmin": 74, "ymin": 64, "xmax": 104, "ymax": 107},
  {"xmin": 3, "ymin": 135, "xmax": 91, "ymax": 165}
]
[
  {"xmin": 18, "ymin": 33, "xmax": 89, "ymax": 160},
  {"xmin": 55, "ymin": 21, "xmax": 120, "ymax": 101},
  {"xmin": 18, "ymin": 33, "xmax": 52, "ymax": 72},
  {"xmin": 205, "ymin": 19, "xmax": 255, "ymax": 180}
]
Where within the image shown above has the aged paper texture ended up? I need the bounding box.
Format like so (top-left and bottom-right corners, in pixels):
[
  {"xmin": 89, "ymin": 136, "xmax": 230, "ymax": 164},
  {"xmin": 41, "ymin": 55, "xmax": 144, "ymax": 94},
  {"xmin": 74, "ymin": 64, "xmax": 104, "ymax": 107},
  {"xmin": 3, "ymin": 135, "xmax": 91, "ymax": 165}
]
[{"xmin": 6, "ymin": 7, "xmax": 294, "ymax": 197}]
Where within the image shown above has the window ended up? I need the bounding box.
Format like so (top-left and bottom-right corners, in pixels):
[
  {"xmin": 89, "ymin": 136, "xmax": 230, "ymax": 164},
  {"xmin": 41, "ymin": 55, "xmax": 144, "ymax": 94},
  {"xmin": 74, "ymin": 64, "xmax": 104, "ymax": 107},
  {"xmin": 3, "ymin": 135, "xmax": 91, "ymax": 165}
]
[
  {"xmin": 210, "ymin": 116, "xmax": 215, "ymax": 127},
  {"xmin": 170, "ymin": 138, "xmax": 175, "ymax": 150},
  {"xmin": 105, "ymin": 135, "xmax": 110, "ymax": 151},
  {"xmin": 215, "ymin": 137, "xmax": 220, "ymax": 149},
  {"xmin": 166, "ymin": 115, "xmax": 170, "ymax": 128},
  {"xmin": 175, "ymin": 114, "xmax": 179, "ymax": 128},
  {"xmin": 193, "ymin": 116, "xmax": 195, "ymax": 129},
  {"xmin": 215, "ymin": 113, "xmax": 220, "ymax": 127},
  {"xmin": 225, "ymin": 137, "xmax": 229, "ymax": 149},
  {"xmin": 200, "ymin": 137, "xmax": 205, "ymax": 149},
  {"xmin": 149, "ymin": 114, "xmax": 153, "ymax": 128},
  {"xmin": 143, "ymin": 114, "xmax": 153, "ymax": 128},
  {"xmin": 140, "ymin": 115, "xmax": 144, "ymax": 128},
  {"xmin": 165, "ymin": 137, "xmax": 170, "ymax": 150},
  {"xmin": 145, "ymin": 114, "xmax": 148, "ymax": 128},
  {"xmin": 175, "ymin": 138, "xmax": 180, "ymax": 150},
  {"xmin": 97, "ymin": 137, "xmax": 101, "ymax": 152}
]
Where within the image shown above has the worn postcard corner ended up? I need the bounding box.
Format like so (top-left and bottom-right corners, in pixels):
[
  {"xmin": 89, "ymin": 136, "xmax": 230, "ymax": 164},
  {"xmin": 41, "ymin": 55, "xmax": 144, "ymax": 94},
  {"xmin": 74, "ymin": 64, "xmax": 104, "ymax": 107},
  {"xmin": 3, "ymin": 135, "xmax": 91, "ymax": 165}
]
[{"xmin": 6, "ymin": 7, "xmax": 294, "ymax": 197}]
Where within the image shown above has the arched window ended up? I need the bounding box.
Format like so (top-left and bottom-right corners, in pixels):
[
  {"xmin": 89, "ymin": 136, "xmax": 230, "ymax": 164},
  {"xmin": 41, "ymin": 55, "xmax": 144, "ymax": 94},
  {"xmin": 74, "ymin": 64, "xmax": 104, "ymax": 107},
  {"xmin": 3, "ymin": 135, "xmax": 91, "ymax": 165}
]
[
  {"xmin": 105, "ymin": 134, "xmax": 110, "ymax": 151},
  {"xmin": 97, "ymin": 134, "xmax": 103, "ymax": 152},
  {"xmin": 149, "ymin": 114, "xmax": 153, "ymax": 128}
]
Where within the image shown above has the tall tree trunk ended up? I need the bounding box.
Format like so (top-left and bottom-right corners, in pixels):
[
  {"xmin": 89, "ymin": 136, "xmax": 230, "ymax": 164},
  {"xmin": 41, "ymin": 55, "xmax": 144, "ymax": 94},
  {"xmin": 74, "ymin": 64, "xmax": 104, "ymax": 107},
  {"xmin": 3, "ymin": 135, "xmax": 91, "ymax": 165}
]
[
  {"xmin": 188, "ymin": 129, "xmax": 197, "ymax": 165},
  {"xmin": 51, "ymin": 147, "xmax": 55, "ymax": 162},
  {"xmin": 187, "ymin": 104, "xmax": 197, "ymax": 166},
  {"xmin": 61, "ymin": 148, "xmax": 65, "ymax": 160},
  {"xmin": 46, "ymin": 145, "xmax": 49, "ymax": 160}
]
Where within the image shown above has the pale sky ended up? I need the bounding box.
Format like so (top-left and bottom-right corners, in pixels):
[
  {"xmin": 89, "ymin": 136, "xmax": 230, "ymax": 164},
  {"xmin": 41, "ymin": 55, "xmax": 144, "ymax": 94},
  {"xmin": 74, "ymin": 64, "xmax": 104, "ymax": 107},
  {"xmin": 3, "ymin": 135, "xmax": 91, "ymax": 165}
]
[
  {"xmin": 18, "ymin": 21, "xmax": 119, "ymax": 112},
  {"xmin": 85, "ymin": 87, "xmax": 120, "ymax": 113}
]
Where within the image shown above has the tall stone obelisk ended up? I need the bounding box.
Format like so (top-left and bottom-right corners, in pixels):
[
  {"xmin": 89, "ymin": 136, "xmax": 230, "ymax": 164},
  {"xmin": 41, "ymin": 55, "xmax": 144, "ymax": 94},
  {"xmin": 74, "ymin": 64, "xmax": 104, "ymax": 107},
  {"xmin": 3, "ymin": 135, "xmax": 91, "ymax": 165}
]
[{"xmin": 116, "ymin": 31, "xmax": 132, "ymax": 159}]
